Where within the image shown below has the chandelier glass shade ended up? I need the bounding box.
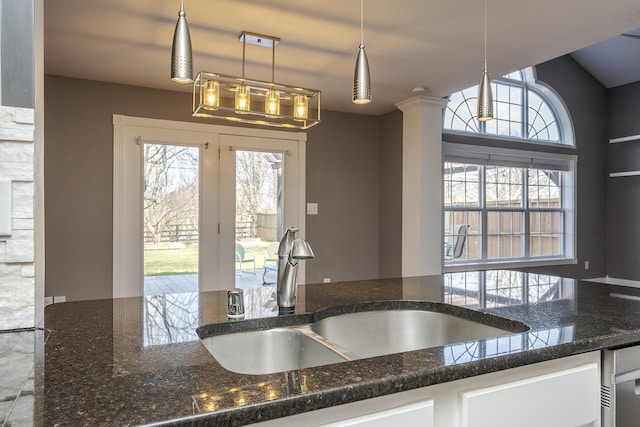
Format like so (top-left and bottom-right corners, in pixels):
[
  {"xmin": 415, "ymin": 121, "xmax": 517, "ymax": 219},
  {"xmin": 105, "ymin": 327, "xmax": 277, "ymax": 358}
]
[{"xmin": 193, "ymin": 72, "xmax": 320, "ymax": 129}]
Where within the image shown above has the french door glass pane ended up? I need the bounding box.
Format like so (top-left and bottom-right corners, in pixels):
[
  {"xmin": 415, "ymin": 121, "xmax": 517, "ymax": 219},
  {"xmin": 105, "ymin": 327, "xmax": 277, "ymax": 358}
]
[
  {"xmin": 234, "ymin": 150, "xmax": 283, "ymax": 288},
  {"xmin": 143, "ymin": 143, "xmax": 199, "ymax": 296}
]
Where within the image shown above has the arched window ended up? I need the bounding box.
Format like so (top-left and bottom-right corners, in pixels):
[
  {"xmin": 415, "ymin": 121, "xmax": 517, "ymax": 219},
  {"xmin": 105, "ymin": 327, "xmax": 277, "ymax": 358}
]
[
  {"xmin": 443, "ymin": 67, "xmax": 574, "ymax": 146},
  {"xmin": 442, "ymin": 67, "xmax": 576, "ymax": 269}
]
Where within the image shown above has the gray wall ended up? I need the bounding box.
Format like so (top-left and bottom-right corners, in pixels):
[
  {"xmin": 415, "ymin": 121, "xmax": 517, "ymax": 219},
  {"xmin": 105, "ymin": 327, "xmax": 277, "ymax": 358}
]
[
  {"xmin": 607, "ymin": 81, "xmax": 640, "ymax": 280},
  {"xmin": 378, "ymin": 110, "xmax": 403, "ymax": 278},
  {"xmin": 45, "ymin": 76, "xmax": 201, "ymax": 301},
  {"xmin": 44, "ymin": 75, "xmax": 385, "ymax": 300},
  {"xmin": 305, "ymin": 111, "xmax": 381, "ymax": 284},
  {"xmin": 531, "ymin": 56, "xmax": 609, "ymax": 279}
]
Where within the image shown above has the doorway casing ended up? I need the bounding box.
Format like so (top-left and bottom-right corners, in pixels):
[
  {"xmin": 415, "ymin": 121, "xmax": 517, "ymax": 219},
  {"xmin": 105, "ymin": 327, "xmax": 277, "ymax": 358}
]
[{"xmin": 112, "ymin": 115, "xmax": 307, "ymax": 298}]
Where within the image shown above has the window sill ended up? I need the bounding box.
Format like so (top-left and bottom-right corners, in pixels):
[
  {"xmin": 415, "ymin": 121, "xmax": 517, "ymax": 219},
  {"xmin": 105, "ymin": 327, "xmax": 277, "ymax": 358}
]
[{"xmin": 443, "ymin": 257, "xmax": 577, "ymax": 273}]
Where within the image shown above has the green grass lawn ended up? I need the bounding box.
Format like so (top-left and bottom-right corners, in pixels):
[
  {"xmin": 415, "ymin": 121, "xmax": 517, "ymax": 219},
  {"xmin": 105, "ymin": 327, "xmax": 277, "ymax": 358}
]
[
  {"xmin": 144, "ymin": 246, "xmax": 199, "ymax": 276},
  {"xmin": 143, "ymin": 241, "xmax": 274, "ymax": 276}
]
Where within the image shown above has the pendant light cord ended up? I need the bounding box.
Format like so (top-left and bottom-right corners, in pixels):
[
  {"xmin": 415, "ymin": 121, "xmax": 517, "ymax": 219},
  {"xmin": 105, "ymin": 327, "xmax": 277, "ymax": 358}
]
[
  {"xmin": 241, "ymin": 34, "xmax": 246, "ymax": 79},
  {"xmin": 360, "ymin": 0, "xmax": 365, "ymax": 47},
  {"xmin": 271, "ymin": 40, "xmax": 275, "ymax": 83},
  {"xmin": 484, "ymin": 0, "xmax": 488, "ymax": 69}
]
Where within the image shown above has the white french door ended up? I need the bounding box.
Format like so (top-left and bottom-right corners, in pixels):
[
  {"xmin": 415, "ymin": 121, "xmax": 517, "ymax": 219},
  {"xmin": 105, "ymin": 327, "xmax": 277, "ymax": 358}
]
[
  {"xmin": 113, "ymin": 115, "xmax": 306, "ymax": 298},
  {"xmin": 219, "ymin": 134, "xmax": 304, "ymax": 288}
]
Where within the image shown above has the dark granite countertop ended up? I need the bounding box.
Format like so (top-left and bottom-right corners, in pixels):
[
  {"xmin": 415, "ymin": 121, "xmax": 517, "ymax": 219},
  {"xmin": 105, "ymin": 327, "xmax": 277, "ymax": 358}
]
[{"xmin": 40, "ymin": 272, "xmax": 640, "ymax": 426}]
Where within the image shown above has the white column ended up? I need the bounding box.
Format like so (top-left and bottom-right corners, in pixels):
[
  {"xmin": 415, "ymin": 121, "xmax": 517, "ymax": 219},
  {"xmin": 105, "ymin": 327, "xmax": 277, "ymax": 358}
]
[{"xmin": 395, "ymin": 95, "xmax": 448, "ymax": 277}]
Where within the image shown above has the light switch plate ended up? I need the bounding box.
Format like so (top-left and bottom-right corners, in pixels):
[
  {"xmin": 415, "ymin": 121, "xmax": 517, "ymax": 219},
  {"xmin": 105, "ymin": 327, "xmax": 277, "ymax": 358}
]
[
  {"xmin": 307, "ymin": 202, "xmax": 318, "ymax": 215},
  {"xmin": 0, "ymin": 179, "xmax": 11, "ymax": 236}
]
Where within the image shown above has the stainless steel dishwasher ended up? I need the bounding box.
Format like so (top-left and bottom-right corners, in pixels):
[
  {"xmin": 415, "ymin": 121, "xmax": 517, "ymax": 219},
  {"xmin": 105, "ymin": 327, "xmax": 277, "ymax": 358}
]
[{"xmin": 602, "ymin": 345, "xmax": 640, "ymax": 426}]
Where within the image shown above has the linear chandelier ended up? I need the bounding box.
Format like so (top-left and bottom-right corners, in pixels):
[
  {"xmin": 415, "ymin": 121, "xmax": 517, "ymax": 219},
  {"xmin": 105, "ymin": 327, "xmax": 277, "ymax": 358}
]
[
  {"xmin": 192, "ymin": 32, "xmax": 321, "ymax": 129},
  {"xmin": 169, "ymin": 3, "xmax": 320, "ymax": 130}
]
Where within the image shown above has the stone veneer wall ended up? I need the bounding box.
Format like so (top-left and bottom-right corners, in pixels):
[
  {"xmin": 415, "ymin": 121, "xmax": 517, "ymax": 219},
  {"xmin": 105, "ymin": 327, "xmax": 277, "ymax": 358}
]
[
  {"xmin": 0, "ymin": 106, "xmax": 35, "ymax": 330},
  {"xmin": 0, "ymin": 330, "xmax": 35, "ymax": 424}
]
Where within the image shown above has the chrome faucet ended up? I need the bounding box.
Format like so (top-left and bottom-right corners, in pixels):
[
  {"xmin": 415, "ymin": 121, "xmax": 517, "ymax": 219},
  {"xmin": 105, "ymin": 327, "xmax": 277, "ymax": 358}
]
[{"xmin": 277, "ymin": 227, "xmax": 314, "ymax": 313}]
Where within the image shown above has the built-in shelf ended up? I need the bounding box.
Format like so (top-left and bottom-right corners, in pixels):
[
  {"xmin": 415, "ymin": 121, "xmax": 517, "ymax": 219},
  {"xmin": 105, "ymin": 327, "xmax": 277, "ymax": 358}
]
[
  {"xmin": 609, "ymin": 171, "xmax": 640, "ymax": 178},
  {"xmin": 584, "ymin": 277, "xmax": 640, "ymax": 288},
  {"xmin": 608, "ymin": 136, "xmax": 640, "ymax": 176},
  {"xmin": 610, "ymin": 135, "xmax": 640, "ymax": 143}
]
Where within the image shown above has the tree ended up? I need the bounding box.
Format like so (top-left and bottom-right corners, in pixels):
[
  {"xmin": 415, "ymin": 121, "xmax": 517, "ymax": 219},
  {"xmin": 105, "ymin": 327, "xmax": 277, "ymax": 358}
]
[
  {"xmin": 144, "ymin": 144, "xmax": 199, "ymax": 245},
  {"xmin": 235, "ymin": 151, "xmax": 279, "ymax": 232}
]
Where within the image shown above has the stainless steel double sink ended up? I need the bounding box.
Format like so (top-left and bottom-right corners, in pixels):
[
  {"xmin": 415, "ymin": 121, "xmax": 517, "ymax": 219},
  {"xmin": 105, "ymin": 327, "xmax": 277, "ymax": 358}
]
[{"xmin": 197, "ymin": 301, "xmax": 529, "ymax": 375}]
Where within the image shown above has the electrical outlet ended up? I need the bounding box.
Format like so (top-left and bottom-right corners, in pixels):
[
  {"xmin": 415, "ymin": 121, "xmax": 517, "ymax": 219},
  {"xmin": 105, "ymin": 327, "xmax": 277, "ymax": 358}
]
[
  {"xmin": 584, "ymin": 261, "xmax": 590, "ymax": 270},
  {"xmin": 53, "ymin": 296, "xmax": 66, "ymax": 303},
  {"xmin": 307, "ymin": 203, "xmax": 318, "ymax": 215},
  {"xmin": 323, "ymin": 278, "xmax": 331, "ymax": 283}
]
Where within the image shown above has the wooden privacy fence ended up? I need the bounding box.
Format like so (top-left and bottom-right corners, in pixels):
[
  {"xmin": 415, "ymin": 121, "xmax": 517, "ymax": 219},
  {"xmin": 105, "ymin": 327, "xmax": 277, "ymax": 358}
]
[
  {"xmin": 236, "ymin": 220, "xmax": 255, "ymax": 240},
  {"xmin": 256, "ymin": 213, "xmax": 277, "ymax": 241},
  {"xmin": 144, "ymin": 224, "xmax": 198, "ymax": 244},
  {"xmin": 145, "ymin": 214, "xmax": 277, "ymax": 243}
]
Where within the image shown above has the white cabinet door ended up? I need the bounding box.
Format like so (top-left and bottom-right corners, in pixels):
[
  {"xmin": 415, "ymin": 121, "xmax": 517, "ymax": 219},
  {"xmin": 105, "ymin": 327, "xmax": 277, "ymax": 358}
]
[
  {"xmin": 460, "ymin": 363, "xmax": 599, "ymax": 427},
  {"xmin": 323, "ymin": 400, "xmax": 434, "ymax": 427}
]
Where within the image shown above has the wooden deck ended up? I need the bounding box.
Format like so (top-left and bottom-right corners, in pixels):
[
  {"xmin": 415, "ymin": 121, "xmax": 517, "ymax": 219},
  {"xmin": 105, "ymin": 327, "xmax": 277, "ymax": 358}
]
[{"xmin": 143, "ymin": 270, "xmax": 274, "ymax": 295}]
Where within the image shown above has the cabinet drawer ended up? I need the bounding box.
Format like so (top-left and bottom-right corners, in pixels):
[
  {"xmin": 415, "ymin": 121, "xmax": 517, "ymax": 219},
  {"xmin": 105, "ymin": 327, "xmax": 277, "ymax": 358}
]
[
  {"xmin": 460, "ymin": 363, "xmax": 599, "ymax": 427},
  {"xmin": 324, "ymin": 400, "xmax": 434, "ymax": 427}
]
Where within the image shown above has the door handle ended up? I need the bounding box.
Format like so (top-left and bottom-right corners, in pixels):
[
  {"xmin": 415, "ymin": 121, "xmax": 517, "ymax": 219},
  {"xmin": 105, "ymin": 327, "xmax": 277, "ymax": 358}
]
[{"xmin": 614, "ymin": 368, "xmax": 640, "ymax": 384}]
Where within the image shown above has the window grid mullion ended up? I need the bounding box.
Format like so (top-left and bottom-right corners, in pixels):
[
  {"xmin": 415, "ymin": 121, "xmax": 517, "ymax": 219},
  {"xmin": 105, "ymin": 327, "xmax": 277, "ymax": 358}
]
[
  {"xmin": 559, "ymin": 208, "xmax": 564, "ymax": 258},
  {"xmin": 524, "ymin": 168, "xmax": 530, "ymax": 258},
  {"xmin": 479, "ymin": 271, "xmax": 486, "ymax": 309},
  {"xmin": 480, "ymin": 165, "xmax": 488, "ymax": 262},
  {"xmin": 522, "ymin": 86, "xmax": 529, "ymax": 139}
]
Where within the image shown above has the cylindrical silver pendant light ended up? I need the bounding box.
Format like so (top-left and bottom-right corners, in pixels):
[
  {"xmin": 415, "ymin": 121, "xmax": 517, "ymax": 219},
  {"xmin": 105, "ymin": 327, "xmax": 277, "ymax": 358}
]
[
  {"xmin": 353, "ymin": 0, "xmax": 371, "ymax": 104},
  {"xmin": 171, "ymin": 0, "xmax": 193, "ymax": 84},
  {"xmin": 477, "ymin": 0, "xmax": 493, "ymax": 121}
]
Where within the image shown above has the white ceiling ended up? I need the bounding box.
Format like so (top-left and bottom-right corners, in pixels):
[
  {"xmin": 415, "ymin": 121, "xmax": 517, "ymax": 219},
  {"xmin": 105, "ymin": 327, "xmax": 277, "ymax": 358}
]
[{"xmin": 44, "ymin": 0, "xmax": 640, "ymax": 116}]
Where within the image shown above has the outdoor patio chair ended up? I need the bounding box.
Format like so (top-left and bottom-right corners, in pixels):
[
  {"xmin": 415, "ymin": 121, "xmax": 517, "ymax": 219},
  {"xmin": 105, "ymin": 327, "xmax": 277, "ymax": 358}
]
[
  {"xmin": 444, "ymin": 225, "xmax": 469, "ymax": 261},
  {"xmin": 262, "ymin": 242, "xmax": 279, "ymax": 285},
  {"xmin": 235, "ymin": 243, "xmax": 256, "ymax": 274},
  {"xmin": 264, "ymin": 242, "xmax": 279, "ymax": 266}
]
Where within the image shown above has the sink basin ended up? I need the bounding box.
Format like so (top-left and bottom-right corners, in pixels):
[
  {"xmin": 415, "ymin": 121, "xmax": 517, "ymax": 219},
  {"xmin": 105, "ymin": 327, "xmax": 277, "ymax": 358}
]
[
  {"xmin": 199, "ymin": 326, "xmax": 350, "ymax": 375},
  {"xmin": 313, "ymin": 308, "xmax": 521, "ymax": 359},
  {"xmin": 198, "ymin": 301, "xmax": 529, "ymax": 374}
]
